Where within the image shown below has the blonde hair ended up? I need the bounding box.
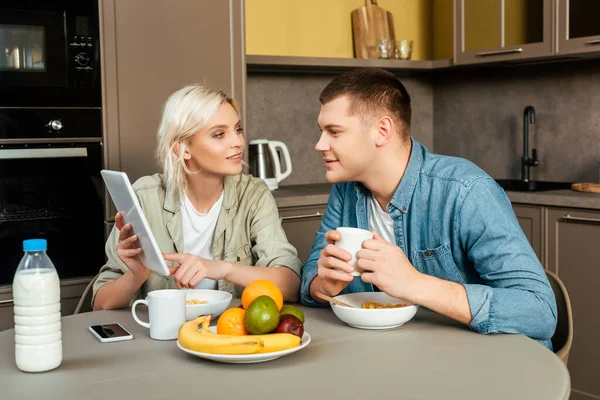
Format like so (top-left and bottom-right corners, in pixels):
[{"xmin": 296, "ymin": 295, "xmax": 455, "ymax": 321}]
[{"xmin": 155, "ymin": 84, "xmax": 239, "ymax": 194}]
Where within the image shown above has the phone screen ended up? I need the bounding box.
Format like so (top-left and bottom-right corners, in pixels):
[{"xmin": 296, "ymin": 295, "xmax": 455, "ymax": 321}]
[{"xmin": 90, "ymin": 323, "xmax": 131, "ymax": 339}]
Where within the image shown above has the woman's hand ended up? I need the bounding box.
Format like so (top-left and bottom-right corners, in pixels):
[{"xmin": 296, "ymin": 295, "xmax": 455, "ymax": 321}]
[
  {"xmin": 162, "ymin": 253, "xmax": 231, "ymax": 289},
  {"xmin": 115, "ymin": 212, "xmax": 151, "ymax": 281}
]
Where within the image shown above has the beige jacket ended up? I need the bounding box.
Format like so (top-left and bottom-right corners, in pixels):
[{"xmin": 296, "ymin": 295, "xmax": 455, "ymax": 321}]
[{"xmin": 92, "ymin": 173, "xmax": 302, "ymax": 306}]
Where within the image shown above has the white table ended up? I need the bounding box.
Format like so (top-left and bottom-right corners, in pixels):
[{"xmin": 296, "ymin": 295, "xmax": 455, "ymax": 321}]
[{"xmin": 0, "ymin": 302, "xmax": 570, "ymax": 400}]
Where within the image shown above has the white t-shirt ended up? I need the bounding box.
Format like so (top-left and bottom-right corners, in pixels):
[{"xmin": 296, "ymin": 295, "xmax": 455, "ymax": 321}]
[
  {"xmin": 368, "ymin": 195, "xmax": 396, "ymax": 245},
  {"xmin": 181, "ymin": 191, "xmax": 224, "ymax": 289}
]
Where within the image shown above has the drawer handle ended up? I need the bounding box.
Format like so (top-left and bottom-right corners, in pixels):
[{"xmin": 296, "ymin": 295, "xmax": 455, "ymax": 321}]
[
  {"xmin": 282, "ymin": 212, "xmax": 322, "ymax": 221},
  {"xmin": 561, "ymin": 214, "xmax": 600, "ymax": 224},
  {"xmin": 476, "ymin": 48, "xmax": 523, "ymax": 57},
  {"xmin": 0, "ymin": 298, "xmax": 14, "ymax": 305},
  {"xmin": 585, "ymin": 39, "xmax": 600, "ymax": 45}
]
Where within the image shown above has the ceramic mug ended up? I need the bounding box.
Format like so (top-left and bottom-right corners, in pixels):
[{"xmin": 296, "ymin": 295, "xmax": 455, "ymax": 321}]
[
  {"xmin": 335, "ymin": 227, "xmax": 374, "ymax": 276},
  {"xmin": 131, "ymin": 289, "xmax": 185, "ymax": 340}
]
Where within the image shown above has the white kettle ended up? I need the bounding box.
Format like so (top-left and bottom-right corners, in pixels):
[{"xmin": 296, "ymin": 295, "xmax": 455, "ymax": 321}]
[{"xmin": 248, "ymin": 139, "xmax": 292, "ymax": 190}]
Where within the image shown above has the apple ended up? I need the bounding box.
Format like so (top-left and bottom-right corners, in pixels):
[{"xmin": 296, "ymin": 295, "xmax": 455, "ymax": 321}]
[{"xmin": 274, "ymin": 314, "xmax": 304, "ymax": 338}]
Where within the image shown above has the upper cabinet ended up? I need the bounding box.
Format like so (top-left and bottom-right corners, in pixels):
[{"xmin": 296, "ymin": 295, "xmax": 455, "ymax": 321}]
[
  {"xmin": 100, "ymin": 0, "xmax": 246, "ymax": 183},
  {"xmin": 556, "ymin": 0, "xmax": 600, "ymax": 55},
  {"xmin": 454, "ymin": 0, "xmax": 553, "ymax": 64},
  {"xmin": 245, "ymin": 0, "xmax": 600, "ymax": 69}
]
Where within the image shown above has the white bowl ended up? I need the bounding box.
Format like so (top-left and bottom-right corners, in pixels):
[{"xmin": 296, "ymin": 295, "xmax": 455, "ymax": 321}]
[
  {"xmin": 184, "ymin": 289, "xmax": 232, "ymax": 321},
  {"xmin": 331, "ymin": 292, "xmax": 418, "ymax": 330}
]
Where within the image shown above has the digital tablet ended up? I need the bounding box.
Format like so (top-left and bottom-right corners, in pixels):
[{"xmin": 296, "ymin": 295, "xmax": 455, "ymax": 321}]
[{"xmin": 101, "ymin": 169, "xmax": 170, "ymax": 276}]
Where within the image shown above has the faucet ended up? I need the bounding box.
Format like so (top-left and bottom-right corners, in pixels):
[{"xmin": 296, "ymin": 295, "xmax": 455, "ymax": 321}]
[{"xmin": 521, "ymin": 105, "xmax": 539, "ymax": 182}]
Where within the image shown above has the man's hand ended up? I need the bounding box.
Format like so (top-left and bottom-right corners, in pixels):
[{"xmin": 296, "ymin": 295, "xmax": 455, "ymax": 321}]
[
  {"xmin": 356, "ymin": 231, "xmax": 423, "ymax": 301},
  {"xmin": 314, "ymin": 230, "xmax": 355, "ymax": 297}
]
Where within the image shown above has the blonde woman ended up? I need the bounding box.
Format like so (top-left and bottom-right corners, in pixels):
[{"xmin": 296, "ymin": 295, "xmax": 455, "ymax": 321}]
[{"xmin": 92, "ymin": 85, "xmax": 301, "ymax": 310}]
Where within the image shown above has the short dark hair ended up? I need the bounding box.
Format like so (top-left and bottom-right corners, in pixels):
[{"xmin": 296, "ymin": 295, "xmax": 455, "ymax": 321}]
[{"xmin": 319, "ymin": 68, "xmax": 411, "ymax": 137}]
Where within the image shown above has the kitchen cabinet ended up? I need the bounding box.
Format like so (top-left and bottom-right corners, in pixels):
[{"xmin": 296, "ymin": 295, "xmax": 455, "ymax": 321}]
[
  {"xmin": 454, "ymin": 0, "xmax": 553, "ymax": 65},
  {"xmin": 556, "ymin": 0, "xmax": 600, "ymax": 56},
  {"xmin": 99, "ymin": 0, "xmax": 246, "ymax": 217},
  {"xmin": 0, "ymin": 278, "xmax": 92, "ymax": 332},
  {"xmin": 512, "ymin": 204, "xmax": 544, "ymax": 263},
  {"xmin": 279, "ymin": 204, "xmax": 326, "ymax": 265},
  {"xmin": 546, "ymin": 207, "xmax": 600, "ymax": 400}
]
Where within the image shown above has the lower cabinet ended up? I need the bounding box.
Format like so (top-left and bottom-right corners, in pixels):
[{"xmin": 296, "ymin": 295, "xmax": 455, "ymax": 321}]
[
  {"xmin": 512, "ymin": 204, "xmax": 544, "ymax": 263},
  {"xmin": 546, "ymin": 207, "xmax": 600, "ymax": 400},
  {"xmin": 0, "ymin": 277, "xmax": 93, "ymax": 332},
  {"xmin": 278, "ymin": 204, "xmax": 326, "ymax": 265}
]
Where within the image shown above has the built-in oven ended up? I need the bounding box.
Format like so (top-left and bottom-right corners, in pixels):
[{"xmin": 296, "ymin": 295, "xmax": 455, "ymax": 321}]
[
  {"xmin": 0, "ymin": 108, "xmax": 105, "ymax": 286},
  {"xmin": 0, "ymin": 0, "xmax": 100, "ymax": 107}
]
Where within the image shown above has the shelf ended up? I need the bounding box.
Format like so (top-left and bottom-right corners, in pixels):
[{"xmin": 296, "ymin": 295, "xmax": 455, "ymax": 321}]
[{"xmin": 246, "ymin": 55, "xmax": 453, "ymax": 74}]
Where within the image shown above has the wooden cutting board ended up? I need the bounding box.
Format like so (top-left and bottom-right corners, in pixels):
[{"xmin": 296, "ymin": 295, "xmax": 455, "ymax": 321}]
[
  {"xmin": 571, "ymin": 182, "xmax": 600, "ymax": 193},
  {"xmin": 351, "ymin": 0, "xmax": 396, "ymax": 59}
]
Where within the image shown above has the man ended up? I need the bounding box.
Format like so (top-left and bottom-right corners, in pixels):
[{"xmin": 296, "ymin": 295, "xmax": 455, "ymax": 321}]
[{"xmin": 300, "ymin": 68, "xmax": 557, "ymax": 348}]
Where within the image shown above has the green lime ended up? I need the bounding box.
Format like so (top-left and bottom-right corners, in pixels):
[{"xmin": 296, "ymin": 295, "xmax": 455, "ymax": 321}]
[
  {"xmin": 244, "ymin": 295, "xmax": 280, "ymax": 334},
  {"xmin": 280, "ymin": 304, "xmax": 305, "ymax": 324}
]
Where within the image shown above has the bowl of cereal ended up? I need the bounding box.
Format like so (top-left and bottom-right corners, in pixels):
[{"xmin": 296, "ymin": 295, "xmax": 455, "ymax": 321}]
[
  {"xmin": 184, "ymin": 289, "xmax": 232, "ymax": 321},
  {"xmin": 330, "ymin": 292, "xmax": 418, "ymax": 329}
]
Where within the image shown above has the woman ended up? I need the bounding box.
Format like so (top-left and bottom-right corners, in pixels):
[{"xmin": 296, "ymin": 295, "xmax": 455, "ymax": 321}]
[{"xmin": 92, "ymin": 84, "xmax": 301, "ymax": 310}]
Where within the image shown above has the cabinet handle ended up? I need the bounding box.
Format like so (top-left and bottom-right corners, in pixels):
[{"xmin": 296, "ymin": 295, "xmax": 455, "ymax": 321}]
[
  {"xmin": 585, "ymin": 40, "xmax": 600, "ymax": 45},
  {"xmin": 282, "ymin": 212, "xmax": 322, "ymax": 221},
  {"xmin": 0, "ymin": 299, "xmax": 14, "ymax": 305},
  {"xmin": 0, "ymin": 148, "xmax": 88, "ymax": 160},
  {"xmin": 561, "ymin": 214, "xmax": 600, "ymax": 224},
  {"xmin": 476, "ymin": 48, "xmax": 523, "ymax": 57}
]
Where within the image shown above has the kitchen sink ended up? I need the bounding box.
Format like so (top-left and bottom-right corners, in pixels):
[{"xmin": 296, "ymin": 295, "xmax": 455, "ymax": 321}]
[{"xmin": 495, "ymin": 179, "xmax": 573, "ymax": 192}]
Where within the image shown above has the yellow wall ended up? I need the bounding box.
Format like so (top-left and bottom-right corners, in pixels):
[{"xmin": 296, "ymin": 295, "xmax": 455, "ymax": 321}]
[
  {"xmin": 246, "ymin": 0, "xmax": 531, "ymax": 60},
  {"xmin": 245, "ymin": 0, "xmax": 434, "ymax": 60},
  {"xmin": 433, "ymin": 0, "xmax": 453, "ymax": 59},
  {"xmin": 505, "ymin": 0, "xmax": 526, "ymax": 47},
  {"xmin": 464, "ymin": 0, "xmax": 501, "ymax": 51}
]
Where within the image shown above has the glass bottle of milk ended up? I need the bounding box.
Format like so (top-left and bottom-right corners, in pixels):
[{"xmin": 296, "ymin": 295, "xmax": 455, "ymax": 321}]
[{"xmin": 12, "ymin": 239, "xmax": 62, "ymax": 372}]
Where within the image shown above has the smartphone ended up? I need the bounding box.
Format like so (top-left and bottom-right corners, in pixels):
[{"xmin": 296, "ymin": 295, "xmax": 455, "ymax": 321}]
[{"xmin": 88, "ymin": 323, "xmax": 133, "ymax": 343}]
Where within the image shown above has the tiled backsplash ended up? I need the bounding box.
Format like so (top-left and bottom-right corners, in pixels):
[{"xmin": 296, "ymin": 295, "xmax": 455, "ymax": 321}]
[
  {"xmin": 434, "ymin": 59, "xmax": 600, "ymax": 183},
  {"xmin": 247, "ymin": 59, "xmax": 600, "ymax": 187},
  {"xmin": 246, "ymin": 73, "xmax": 433, "ymax": 186}
]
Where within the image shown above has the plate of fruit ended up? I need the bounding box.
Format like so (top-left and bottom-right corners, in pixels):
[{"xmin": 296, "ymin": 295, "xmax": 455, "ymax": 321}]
[{"xmin": 177, "ymin": 280, "xmax": 310, "ymax": 364}]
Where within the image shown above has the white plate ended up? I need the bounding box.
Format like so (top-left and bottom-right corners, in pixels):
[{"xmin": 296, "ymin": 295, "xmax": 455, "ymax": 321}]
[{"xmin": 177, "ymin": 327, "xmax": 311, "ymax": 364}]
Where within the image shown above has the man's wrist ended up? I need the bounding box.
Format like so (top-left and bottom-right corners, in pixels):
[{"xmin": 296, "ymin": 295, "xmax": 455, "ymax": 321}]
[
  {"xmin": 309, "ymin": 276, "xmax": 327, "ymax": 303},
  {"xmin": 403, "ymin": 270, "xmax": 431, "ymax": 305}
]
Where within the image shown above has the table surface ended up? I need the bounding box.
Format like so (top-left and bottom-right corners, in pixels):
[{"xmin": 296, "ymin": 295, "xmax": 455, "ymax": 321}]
[{"xmin": 0, "ymin": 301, "xmax": 570, "ymax": 400}]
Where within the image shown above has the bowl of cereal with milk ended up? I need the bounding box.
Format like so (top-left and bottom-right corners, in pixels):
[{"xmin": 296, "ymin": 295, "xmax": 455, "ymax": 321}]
[
  {"xmin": 330, "ymin": 292, "xmax": 418, "ymax": 329},
  {"xmin": 184, "ymin": 289, "xmax": 232, "ymax": 321}
]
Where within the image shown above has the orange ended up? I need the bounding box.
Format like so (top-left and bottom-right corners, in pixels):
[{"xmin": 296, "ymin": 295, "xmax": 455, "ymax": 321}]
[
  {"xmin": 241, "ymin": 279, "xmax": 284, "ymax": 310},
  {"xmin": 216, "ymin": 307, "xmax": 248, "ymax": 336}
]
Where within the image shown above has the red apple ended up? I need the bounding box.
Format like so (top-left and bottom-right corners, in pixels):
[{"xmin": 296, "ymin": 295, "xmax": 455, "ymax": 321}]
[{"xmin": 274, "ymin": 314, "xmax": 304, "ymax": 338}]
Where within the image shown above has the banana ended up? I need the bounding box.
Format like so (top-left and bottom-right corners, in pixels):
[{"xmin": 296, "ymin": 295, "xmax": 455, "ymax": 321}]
[
  {"xmin": 254, "ymin": 332, "xmax": 301, "ymax": 354},
  {"xmin": 178, "ymin": 315, "xmax": 302, "ymax": 355},
  {"xmin": 178, "ymin": 316, "xmax": 263, "ymax": 355}
]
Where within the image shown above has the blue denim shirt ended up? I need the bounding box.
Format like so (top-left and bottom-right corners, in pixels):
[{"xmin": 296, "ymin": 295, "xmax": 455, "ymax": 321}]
[{"xmin": 301, "ymin": 139, "xmax": 557, "ymax": 349}]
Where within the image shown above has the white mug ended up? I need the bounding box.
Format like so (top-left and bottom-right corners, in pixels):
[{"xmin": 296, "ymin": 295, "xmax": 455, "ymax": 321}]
[
  {"xmin": 131, "ymin": 289, "xmax": 185, "ymax": 340},
  {"xmin": 335, "ymin": 227, "xmax": 374, "ymax": 276}
]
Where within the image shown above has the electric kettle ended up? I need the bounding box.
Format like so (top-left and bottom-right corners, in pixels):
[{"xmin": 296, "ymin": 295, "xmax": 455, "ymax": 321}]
[{"xmin": 248, "ymin": 139, "xmax": 292, "ymax": 190}]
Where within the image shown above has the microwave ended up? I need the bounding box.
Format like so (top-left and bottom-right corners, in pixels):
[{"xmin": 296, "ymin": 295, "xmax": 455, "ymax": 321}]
[{"xmin": 0, "ymin": 0, "xmax": 101, "ymax": 107}]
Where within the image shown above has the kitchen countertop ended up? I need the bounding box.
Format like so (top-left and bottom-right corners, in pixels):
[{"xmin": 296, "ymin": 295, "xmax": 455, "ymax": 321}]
[
  {"xmin": 272, "ymin": 183, "xmax": 332, "ymax": 208},
  {"xmin": 506, "ymin": 189, "xmax": 600, "ymax": 210},
  {"xmin": 273, "ymin": 183, "xmax": 600, "ymax": 210}
]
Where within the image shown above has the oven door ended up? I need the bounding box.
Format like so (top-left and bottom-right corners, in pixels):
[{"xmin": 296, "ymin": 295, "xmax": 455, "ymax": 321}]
[
  {"xmin": 0, "ymin": 142, "xmax": 105, "ymax": 286},
  {"xmin": 0, "ymin": 8, "xmax": 67, "ymax": 88}
]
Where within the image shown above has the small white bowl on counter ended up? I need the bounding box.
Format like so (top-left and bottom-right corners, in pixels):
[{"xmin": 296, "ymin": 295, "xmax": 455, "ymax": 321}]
[
  {"xmin": 184, "ymin": 289, "xmax": 232, "ymax": 321},
  {"xmin": 330, "ymin": 292, "xmax": 418, "ymax": 330}
]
